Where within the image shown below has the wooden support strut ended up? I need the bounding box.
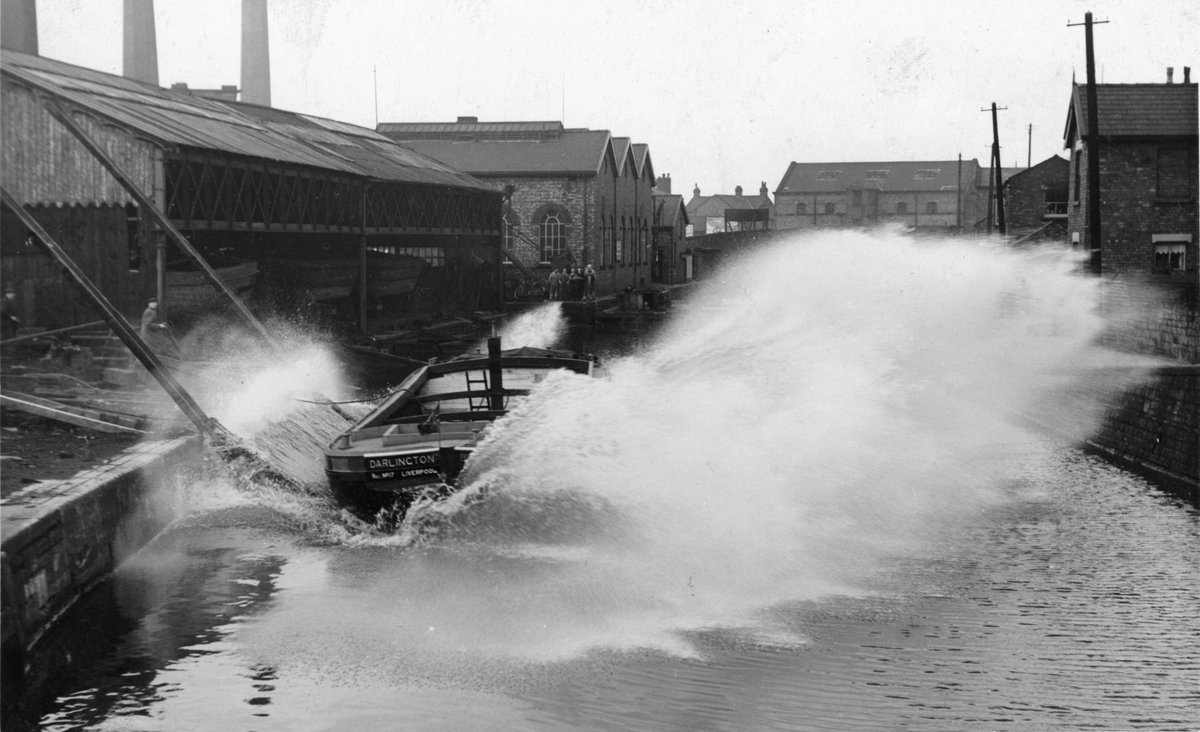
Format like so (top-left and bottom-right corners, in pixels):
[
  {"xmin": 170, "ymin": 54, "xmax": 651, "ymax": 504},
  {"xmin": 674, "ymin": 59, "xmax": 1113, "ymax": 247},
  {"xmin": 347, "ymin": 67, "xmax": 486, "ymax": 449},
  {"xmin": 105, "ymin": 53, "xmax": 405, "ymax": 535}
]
[
  {"xmin": 1, "ymin": 187, "xmax": 219, "ymax": 439},
  {"xmin": 38, "ymin": 97, "xmax": 277, "ymax": 348},
  {"xmin": 1, "ymin": 187, "xmax": 297, "ymax": 486}
]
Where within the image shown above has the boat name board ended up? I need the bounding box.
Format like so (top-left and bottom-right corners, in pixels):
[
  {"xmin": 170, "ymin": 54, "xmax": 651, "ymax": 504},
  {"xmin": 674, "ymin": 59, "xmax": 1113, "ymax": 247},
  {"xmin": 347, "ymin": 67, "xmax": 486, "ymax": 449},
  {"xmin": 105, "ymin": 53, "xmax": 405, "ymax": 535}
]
[{"xmin": 365, "ymin": 452, "xmax": 441, "ymax": 481}]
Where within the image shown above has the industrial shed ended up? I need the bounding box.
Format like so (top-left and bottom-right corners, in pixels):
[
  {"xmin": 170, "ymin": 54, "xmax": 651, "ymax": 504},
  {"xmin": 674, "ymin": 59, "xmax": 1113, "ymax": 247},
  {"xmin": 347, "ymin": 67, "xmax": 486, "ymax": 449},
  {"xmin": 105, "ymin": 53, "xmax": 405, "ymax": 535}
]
[{"xmin": 1, "ymin": 49, "xmax": 504, "ymax": 335}]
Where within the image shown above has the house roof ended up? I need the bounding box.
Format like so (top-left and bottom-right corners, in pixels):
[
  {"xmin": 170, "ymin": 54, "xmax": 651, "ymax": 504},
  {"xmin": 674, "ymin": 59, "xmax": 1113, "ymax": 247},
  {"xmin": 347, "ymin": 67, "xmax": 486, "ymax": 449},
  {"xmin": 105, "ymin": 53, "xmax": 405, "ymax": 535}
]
[
  {"xmin": 611, "ymin": 137, "xmax": 633, "ymax": 175},
  {"xmin": 1064, "ymin": 83, "xmax": 1199, "ymax": 144},
  {"xmin": 1003, "ymin": 155, "xmax": 1069, "ymax": 186},
  {"xmin": 0, "ymin": 49, "xmax": 489, "ymax": 191},
  {"xmin": 653, "ymin": 193, "xmax": 687, "ymax": 228},
  {"xmin": 384, "ymin": 131, "xmax": 615, "ymax": 177},
  {"xmin": 686, "ymin": 193, "xmax": 772, "ymax": 218},
  {"xmin": 776, "ymin": 160, "xmax": 977, "ymax": 194},
  {"xmin": 632, "ymin": 143, "xmax": 654, "ymax": 181}
]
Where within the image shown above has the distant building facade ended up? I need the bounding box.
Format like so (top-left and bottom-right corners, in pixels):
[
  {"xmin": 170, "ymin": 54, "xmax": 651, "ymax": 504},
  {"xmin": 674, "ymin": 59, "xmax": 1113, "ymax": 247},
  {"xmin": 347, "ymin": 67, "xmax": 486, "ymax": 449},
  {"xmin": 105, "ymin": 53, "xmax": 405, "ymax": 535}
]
[
  {"xmin": 772, "ymin": 160, "xmax": 983, "ymax": 232},
  {"xmin": 1063, "ymin": 75, "xmax": 1198, "ymax": 279},
  {"xmin": 685, "ymin": 183, "xmax": 772, "ymax": 236},
  {"xmin": 379, "ymin": 117, "xmax": 656, "ymax": 295}
]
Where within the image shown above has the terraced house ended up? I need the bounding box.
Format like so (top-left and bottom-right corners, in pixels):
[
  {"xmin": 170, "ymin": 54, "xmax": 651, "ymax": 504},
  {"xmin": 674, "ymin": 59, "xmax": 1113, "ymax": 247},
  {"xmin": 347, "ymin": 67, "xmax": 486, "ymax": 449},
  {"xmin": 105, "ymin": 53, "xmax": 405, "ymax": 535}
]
[{"xmin": 379, "ymin": 118, "xmax": 658, "ymax": 296}]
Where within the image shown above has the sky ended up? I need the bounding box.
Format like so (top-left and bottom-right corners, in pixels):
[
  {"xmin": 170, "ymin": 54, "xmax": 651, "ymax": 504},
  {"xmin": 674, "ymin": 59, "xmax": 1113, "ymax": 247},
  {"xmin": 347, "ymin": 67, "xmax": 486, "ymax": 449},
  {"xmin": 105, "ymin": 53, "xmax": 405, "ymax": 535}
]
[{"xmin": 30, "ymin": 0, "xmax": 1200, "ymax": 197}]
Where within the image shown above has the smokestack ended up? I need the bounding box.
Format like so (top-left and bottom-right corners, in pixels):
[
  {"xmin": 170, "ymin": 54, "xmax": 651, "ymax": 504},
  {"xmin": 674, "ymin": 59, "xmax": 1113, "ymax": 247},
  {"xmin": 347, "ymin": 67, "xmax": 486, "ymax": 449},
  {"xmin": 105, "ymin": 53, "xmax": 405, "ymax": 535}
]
[
  {"xmin": 1166, "ymin": 67, "xmax": 1174, "ymax": 84},
  {"xmin": 1, "ymin": 0, "xmax": 38, "ymax": 54},
  {"xmin": 241, "ymin": 0, "xmax": 271, "ymax": 105},
  {"xmin": 123, "ymin": 0, "xmax": 159, "ymax": 85}
]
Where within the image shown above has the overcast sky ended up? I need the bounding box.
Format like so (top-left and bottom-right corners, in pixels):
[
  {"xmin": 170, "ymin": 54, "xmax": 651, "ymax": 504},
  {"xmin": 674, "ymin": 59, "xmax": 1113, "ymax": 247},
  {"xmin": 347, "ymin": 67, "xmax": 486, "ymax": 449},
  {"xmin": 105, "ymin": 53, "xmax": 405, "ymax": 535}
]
[{"xmin": 33, "ymin": 0, "xmax": 1199, "ymax": 196}]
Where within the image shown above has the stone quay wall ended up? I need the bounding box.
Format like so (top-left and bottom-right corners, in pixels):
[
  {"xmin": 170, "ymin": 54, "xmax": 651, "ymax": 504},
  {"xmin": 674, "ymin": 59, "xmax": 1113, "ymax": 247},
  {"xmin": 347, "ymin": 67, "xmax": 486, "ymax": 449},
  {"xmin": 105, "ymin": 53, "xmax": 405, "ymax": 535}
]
[{"xmin": 1, "ymin": 435, "xmax": 203, "ymax": 685}]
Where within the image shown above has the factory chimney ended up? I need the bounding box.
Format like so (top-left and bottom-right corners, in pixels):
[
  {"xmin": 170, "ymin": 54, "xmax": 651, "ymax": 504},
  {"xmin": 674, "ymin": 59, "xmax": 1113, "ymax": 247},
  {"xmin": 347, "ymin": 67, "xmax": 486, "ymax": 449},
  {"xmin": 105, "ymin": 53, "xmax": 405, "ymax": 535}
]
[
  {"xmin": 1, "ymin": 0, "xmax": 39, "ymax": 54},
  {"xmin": 241, "ymin": 0, "xmax": 271, "ymax": 105},
  {"xmin": 123, "ymin": 0, "xmax": 159, "ymax": 85}
]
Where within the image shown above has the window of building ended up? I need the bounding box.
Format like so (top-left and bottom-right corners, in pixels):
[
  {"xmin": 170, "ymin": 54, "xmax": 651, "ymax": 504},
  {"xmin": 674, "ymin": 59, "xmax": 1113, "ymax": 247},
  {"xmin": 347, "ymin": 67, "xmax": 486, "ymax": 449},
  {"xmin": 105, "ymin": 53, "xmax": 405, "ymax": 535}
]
[
  {"xmin": 914, "ymin": 169, "xmax": 940, "ymax": 179},
  {"xmin": 1152, "ymin": 235, "xmax": 1191, "ymax": 273},
  {"xmin": 125, "ymin": 203, "xmax": 141, "ymax": 271},
  {"xmin": 397, "ymin": 247, "xmax": 445, "ymax": 267},
  {"xmin": 926, "ymin": 201, "xmax": 938, "ymax": 214},
  {"xmin": 896, "ymin": 201, "xmax": 908, "ymax": 215},
  {"xmin": 1073, "ymin": 150, "xmax": 1081, "ymax": 202},
  {"xmin": 816, "ymin": 170, "xmax": 841, "ymax": 181},
  {"xmin": 539, "ymin": 210, "xmax": 566, "ymax": 262},
  {"xmin": 852, "ymin": 190, "xmax": 863, "ymax": 205},
  {"xmin": 796, "ymin": 202, "xmax": 807, "ymax": 215},
  {"xmin": 1154, "ymin": 243, "xmax": 1186, "ymax": 272},
  {"xmin": 824, "ymin": 202, "xmax": 836, "ymax": 215},
  {"xmin": 1156, "ymin": 147, "xmax": 1192, "ymax": 200},
  {"xmin": 864, "ymin": 170, "xmax": 889, "ymax": 180}
]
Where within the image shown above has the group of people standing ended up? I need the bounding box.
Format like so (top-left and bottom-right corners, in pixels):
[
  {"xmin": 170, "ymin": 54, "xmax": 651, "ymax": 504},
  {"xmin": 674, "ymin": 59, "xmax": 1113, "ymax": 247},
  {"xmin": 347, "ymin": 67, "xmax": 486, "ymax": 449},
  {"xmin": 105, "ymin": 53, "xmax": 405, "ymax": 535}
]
[{"xmin": 547, "ymin": 264, "xmax": 596, "ymax": 301}]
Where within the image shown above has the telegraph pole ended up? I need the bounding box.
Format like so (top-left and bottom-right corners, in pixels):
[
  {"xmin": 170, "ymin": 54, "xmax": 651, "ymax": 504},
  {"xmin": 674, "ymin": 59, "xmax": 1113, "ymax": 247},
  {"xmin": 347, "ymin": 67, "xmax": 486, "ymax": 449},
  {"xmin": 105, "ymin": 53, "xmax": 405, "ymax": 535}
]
[
  {"xmin": 1069, "ymin": 12, "xmax": 1109, "ymax": 273},
  {"xmin": 1027, "ymin": 123, "xmax": 1032, "ymax": 167},
  {"xmin": 982, "ymin": 103, "xmax": 1008, "ymax": 235}
]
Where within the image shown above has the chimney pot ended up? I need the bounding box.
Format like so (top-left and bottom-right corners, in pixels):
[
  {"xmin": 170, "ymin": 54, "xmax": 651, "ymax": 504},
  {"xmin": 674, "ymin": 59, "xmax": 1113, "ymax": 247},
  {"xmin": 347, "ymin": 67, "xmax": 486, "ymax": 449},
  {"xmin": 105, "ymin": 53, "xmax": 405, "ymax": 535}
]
[
  {"xmin": 457, "ymin": 116, "xmax": 479, "ymax": 124},
  {"xmin": 1167, "ymin": 67, "xmax": 1174, "ymax": 83},
  {"xmin": 735, "ymin": 185, "xmax": 743, "ymax": 196},
  {"xmin": 1185, "ymin": 67, "xmax": 1192, "ymax": 84}
]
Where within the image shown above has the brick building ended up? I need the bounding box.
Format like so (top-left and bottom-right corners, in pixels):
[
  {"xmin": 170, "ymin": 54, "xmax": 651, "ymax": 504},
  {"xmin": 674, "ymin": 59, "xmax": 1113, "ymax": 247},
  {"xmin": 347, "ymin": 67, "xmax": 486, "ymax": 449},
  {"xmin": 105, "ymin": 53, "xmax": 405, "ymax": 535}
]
[
  {"xmin": 378, "ymin": 118, "xmax": 657, "ymax": 297},
  {"xmin": 1063, "ymin": 74, "xmax": 1198, "ymax": 279},
  {"xmin": 685, "ymin": 183, "xmax": 772, "ymax": 236},
  {"xmin": 650, "ymin": 174, "xmax": 688, "ymax": 284},
  {"xmin": 1001, "ymin": 155, "xmax": 1069, "ymax": 241},
  {"xmin": 772, "ymin": 160, "xmax": 984, "ymax": 232}
]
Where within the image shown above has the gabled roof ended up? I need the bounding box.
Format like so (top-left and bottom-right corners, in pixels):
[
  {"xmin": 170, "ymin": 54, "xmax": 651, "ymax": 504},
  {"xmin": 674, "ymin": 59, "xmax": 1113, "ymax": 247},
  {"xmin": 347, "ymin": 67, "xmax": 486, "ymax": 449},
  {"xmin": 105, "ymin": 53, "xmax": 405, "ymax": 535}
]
[
  {"xmin": 776, "ymin": 160, "xmax": 976, "ymax": 194},
  {"xmin": 686, "ymin": 193, "xmax": 772, "ymax": 218},
  {"xmin": 653, "ymin": 193, "xmax": 687, "ymax": 228},
  {"xmin": 1004, "ymin": 155, "xmax": 1068, "ymax": 186},
  {"xmin": 384, "ymin": 131, "xmax": 615, "ymax": 177},
  {"xmin": 0, "ymin": 49, "xmax": 491, "ymax": 191},
  {"xmin": 632, "ymin": 143, "xmax": 654, "ymax": 181},
  {"xmin": 378, "ymin": 119, "xmax": 616, "ymax": 177},
  {"xmin": 1064, "ymin": 83, "xmax": 1198, "ymax": 145},
  {"xmin": 611, "ymin": 137, "xmax": 633, "ymax": 176}
]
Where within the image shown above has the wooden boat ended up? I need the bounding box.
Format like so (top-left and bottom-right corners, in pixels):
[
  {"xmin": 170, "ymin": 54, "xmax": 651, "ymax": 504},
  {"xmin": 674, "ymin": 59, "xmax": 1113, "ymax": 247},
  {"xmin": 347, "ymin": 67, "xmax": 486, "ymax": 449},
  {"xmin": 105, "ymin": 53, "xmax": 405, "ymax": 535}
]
[
  {"xmin": 260, "ymin": 252, "xmax": 426, "ymax": 302},
  {"xmin": 324, "ymin": 337, "xmax": 598, "ymax": 523},
  {"xmin": 165, "ymin": 256, "xmax": 258, "ymax": 308}
]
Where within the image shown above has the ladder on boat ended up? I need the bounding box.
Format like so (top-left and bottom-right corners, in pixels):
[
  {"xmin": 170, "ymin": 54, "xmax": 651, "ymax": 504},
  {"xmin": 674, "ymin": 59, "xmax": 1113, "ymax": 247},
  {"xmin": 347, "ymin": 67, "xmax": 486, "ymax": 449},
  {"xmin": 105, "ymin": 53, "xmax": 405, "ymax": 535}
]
[{"xmin": 465, "ymin": 370, "xmax": 490, "ymax": 411}]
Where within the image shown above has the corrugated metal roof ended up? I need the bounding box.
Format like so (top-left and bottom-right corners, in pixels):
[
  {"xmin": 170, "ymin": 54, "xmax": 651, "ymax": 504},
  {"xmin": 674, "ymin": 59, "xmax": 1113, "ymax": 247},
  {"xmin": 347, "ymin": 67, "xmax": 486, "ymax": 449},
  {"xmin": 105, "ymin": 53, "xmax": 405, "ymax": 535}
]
[
  {"xmin": 383, "ymin": 130, "xmax": 613, "ymax": 176},
  {"xmin": 776, "ymin": 160, "xmax": 976, "ymax": 193},
  {"xmin": 1066, "ymin": 83, "xmax": 1198, "ymax": 142},
  {"xmin": 1, "ymin": 49, "xmax": 492, "ymax": 192}
]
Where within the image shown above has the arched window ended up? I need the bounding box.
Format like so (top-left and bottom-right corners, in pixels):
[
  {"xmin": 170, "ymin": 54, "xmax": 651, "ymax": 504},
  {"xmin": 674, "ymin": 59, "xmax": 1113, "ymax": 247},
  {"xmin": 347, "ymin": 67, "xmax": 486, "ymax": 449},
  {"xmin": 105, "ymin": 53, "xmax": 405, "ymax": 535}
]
[
  {"xmin": 896, "ymin": 202, "xmax": 908, "ymax": 215},
  {"xmin": 926, "ymin": 201, "xmax": 938, "ymax": 214},
  {"xmin": 539, "ymin": 210, "xmax": 566, "ymax": 262},
  {"xmin": 824, "ymin": 202, "xmax": 836, "ymax": 215},
  {"xmin": 796, "ymin": 202, "xmax": 807, "ymax": 215}
]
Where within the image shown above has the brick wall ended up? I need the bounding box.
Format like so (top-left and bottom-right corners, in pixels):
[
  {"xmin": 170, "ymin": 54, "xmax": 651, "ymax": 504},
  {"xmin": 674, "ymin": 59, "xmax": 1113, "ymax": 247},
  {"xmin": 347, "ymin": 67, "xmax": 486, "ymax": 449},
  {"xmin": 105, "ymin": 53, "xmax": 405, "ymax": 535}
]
[{"xmin": 1069, "ymin": 140, "xmax": 1199, "ymax": 277}]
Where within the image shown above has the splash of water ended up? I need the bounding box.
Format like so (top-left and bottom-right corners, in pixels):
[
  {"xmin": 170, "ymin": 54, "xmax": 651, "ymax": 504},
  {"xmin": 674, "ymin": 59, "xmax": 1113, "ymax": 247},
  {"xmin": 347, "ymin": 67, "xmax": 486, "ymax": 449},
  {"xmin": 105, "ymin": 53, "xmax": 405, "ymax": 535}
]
[
  {"xmin": 493, "ymin": 301, "xmax": 567, "ymax": 349},
  {"xmin": 389, "ymin": 228, "xmax": 1141, "ymax": 655}
]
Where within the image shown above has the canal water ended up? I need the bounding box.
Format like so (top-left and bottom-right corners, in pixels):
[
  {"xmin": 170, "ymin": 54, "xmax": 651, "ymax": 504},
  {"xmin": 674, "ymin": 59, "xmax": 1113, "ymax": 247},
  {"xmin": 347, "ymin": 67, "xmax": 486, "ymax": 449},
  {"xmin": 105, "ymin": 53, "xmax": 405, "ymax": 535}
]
[{"xmin": 24, "ymin": 230, "xmax": 1200, "ymax": 730}]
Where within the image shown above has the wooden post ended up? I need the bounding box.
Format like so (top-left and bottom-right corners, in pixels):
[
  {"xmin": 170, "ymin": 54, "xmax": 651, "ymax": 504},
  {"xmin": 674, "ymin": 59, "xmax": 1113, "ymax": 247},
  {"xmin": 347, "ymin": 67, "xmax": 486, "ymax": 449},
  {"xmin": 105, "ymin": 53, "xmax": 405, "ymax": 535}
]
[{"xmin": 487, "ymin": 336, "xmax": 505, "ymax": 412}]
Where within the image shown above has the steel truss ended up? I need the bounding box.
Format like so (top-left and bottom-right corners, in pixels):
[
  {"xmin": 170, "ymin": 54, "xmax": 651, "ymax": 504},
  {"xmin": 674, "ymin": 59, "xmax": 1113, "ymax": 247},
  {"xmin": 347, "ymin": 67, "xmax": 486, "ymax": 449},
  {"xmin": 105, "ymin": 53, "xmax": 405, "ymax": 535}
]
[{"xmin": 165, "ymin": 150, "xmax": 501, "ymax": 235}]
